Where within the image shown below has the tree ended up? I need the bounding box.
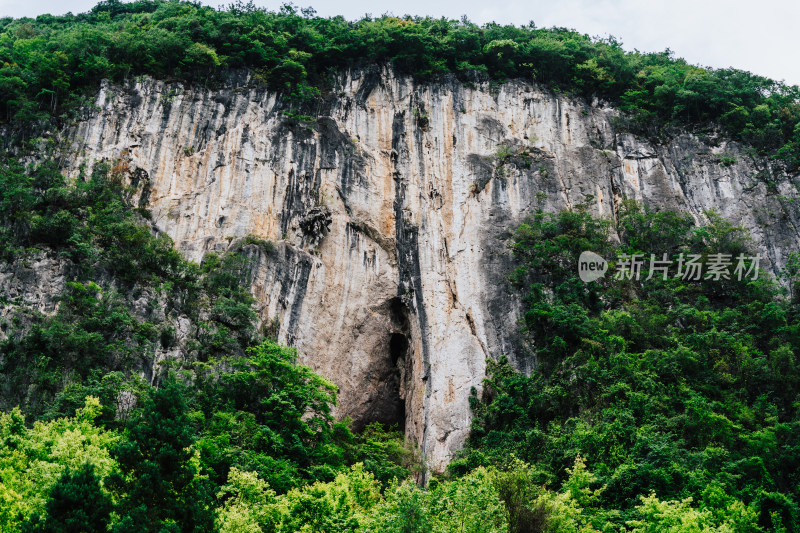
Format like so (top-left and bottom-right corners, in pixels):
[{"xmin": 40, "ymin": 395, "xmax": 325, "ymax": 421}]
[
  {"xmin": 0, "ymin": 397, "xmax": 119, "ymax": 533},
  {"xmin": 108, "ymin": 377, "xmax": 214, "ymax": 532},
  {"xmin": 192, "ymin": 340, "xmax": 342, "ymax": 490},
  {"xmin": 453, "ymin": 204, "xmax": 800, "ymax": 529},
  {"xmin": 25, "ymin": 464, "xmax": 112, "ymax": 533}
]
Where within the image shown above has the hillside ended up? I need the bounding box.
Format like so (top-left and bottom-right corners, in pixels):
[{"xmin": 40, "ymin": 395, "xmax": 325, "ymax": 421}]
[{"xmin": 1, "ymin": 1, "xmax": 800, "ymax": 532}]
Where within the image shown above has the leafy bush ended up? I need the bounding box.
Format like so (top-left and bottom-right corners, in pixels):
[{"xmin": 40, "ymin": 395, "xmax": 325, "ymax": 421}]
[{"xmin": 0, "ymin": 156, "xmax": 264, "ymax": 416}]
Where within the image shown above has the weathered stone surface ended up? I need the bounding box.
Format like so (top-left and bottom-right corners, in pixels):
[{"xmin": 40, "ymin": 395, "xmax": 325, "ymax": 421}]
[
  {"xmin": 58, "ymin": 68, "xmax": 800, "ymax": 472},
  {"xmin": 0, "ymin": 252, "xmax": 68, "ymax": 334}
]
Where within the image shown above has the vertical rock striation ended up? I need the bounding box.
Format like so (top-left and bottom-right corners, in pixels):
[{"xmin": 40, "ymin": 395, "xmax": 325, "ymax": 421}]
[{"xmin": 62, "ymin": 68, "xmax": 800, "ymax": 471}]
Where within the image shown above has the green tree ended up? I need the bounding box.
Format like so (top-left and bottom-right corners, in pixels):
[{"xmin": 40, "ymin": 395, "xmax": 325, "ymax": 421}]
[
  {"xmin": 0, "ymin": 397, "xmax": 119, "ymax": 533},
  {"xmin": 25, "ymin": 464, "xmax": 112, "ymax": 533},
  {"xmin": 109, "ymin": 377, "xmax": 214, "ymax": 532}
]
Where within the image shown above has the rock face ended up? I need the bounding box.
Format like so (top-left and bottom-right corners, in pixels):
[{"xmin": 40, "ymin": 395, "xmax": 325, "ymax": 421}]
[
  {"xmin": 61, "ymin": 68, "xmax": 800, "ymax": 472},
  {"xmin": 0, "ymin": 253, "xmax": 69, "ymax": 335}
]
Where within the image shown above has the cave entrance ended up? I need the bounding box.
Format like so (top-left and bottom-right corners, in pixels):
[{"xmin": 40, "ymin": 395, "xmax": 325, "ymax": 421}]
[
  {"xmin": 372, "ymin": 297, "xmax": 410, "ymax": 432},
  {"xmin": 359, "ymin": 333, "xmax": 407, "ymax": 433},
  {"xmin": 390, "ymin": 332, "xmax": 409, "ymax": 367},
  {"xmin": 386, "ymin": 297, "xmax": 411, "ymax": 432},
  {"xmin": 375, "ymin": 331, "xmax": 409, "ymax": 432},
  {"xmin": 353, "ymin": 298, "xmax": 409, "ymax": 432}
]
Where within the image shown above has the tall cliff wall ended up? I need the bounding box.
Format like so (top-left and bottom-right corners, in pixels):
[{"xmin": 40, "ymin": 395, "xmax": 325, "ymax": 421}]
[{"xmin": 61, "ymin": 68, "xmax": 800, "ymax": 471}]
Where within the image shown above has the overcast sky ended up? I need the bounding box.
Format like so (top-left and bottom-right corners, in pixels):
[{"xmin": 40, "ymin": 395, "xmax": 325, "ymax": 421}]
[{"xmin": 3, "ymin": 0, "xmax": 798, "ymax": 86}]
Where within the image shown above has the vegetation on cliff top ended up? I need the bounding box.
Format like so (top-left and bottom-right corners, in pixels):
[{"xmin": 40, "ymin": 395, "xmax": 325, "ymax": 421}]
[{"xmin": 1, "ymin": 0, "xmax": 800, "ymax": 165}]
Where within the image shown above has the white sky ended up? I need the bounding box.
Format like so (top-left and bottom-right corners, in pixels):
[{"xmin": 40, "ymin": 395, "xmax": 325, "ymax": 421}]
[{"xmin": 2, "ymin": 0, "xmax": 799, "ymax": 87}]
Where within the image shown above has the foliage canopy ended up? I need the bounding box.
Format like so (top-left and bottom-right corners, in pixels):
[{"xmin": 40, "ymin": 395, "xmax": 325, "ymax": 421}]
[{"xmin": 1, "ymin": 1, "xmax": 799, "ymax": 165}]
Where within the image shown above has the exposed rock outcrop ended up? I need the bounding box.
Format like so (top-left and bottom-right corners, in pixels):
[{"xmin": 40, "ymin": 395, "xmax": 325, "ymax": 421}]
[
  {"xmin": 57, "ymin": 68, "xmax": 800, "ymax": 472},
  {"xmin": 0, "ymin": 252, "xmax": 69, "ymax": 332}
]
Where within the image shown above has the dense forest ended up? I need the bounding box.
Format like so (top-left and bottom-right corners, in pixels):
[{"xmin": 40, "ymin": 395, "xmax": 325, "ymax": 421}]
[
  {"xmin": 0, "ymin": 0, "xmax": 799, "ymax": 165},
  {"xmin": 1, "ymin": 0, "xmax": 800, "ymax": 531}
]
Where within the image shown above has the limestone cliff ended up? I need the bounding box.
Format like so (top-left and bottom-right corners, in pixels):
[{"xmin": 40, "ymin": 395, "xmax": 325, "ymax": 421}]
[{"xmin": 57, "ymin": 67, "xmax": 800, "ymax": 471}]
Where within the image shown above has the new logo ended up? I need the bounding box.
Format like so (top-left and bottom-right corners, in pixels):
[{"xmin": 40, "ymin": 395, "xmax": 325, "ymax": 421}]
[{"xmin": 578, "ymin": 251, "xmax": 608, "ymax": 282}]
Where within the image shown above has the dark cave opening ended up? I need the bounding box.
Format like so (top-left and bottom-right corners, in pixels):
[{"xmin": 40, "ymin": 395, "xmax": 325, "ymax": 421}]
[
  {"xmin": 383, "ymin": 297, "xmax": 410, "ymax": 432},
  {"xmin": 380, "ymin": 329, "xmax": 408, "ymax": 432},
  {"xmin": 389, "ymin": 332, "xmax": 408, "ymax": 366},
  {"xmin": 353, "ymin": 298, "xmax": 410, "ymax": 433}
]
